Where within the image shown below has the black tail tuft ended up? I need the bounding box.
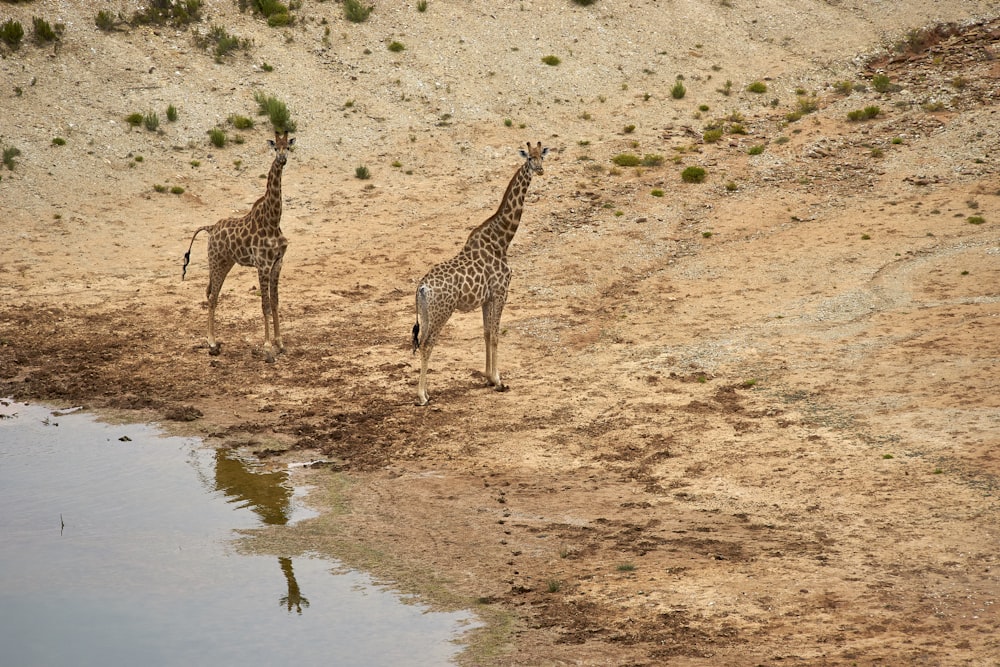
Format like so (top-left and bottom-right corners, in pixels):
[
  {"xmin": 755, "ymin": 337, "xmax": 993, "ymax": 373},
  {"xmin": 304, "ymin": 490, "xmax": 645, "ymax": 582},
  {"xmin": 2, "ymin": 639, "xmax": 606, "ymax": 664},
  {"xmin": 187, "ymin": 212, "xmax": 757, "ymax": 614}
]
[
  {"xmin": 182, "ymin": 250, "xmax": 192, "ymax": 280},
  {"xmin": 411, "ymin": 322, "xmax": 420, "ymax": 353}
]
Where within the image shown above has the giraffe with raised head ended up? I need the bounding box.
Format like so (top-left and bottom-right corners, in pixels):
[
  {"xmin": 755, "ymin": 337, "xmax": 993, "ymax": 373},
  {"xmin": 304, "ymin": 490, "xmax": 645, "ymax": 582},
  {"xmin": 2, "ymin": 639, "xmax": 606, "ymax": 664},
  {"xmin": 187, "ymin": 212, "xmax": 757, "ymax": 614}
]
[
  {"xmin": 412, "ymin": 141, "xmax": 549, "ymax": 405},
  {"xmin": 182, "ymin": 130, "xmax": 295, "ymax": 363}
]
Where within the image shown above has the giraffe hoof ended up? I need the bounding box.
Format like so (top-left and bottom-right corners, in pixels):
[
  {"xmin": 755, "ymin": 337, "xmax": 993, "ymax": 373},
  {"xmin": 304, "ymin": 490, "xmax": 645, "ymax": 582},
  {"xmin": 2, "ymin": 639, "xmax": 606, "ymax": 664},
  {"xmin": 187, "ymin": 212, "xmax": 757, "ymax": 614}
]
[
  {"xmin": 208, "ymin": 343, "xmax": 222, "ymax": 356},
  {"xmin": 494, "ymin": 383, "xmax": 510, "ymax": 393},
  {"xmin": 416, "ymin": 394, "xmax": 429, "ymax": 406}
]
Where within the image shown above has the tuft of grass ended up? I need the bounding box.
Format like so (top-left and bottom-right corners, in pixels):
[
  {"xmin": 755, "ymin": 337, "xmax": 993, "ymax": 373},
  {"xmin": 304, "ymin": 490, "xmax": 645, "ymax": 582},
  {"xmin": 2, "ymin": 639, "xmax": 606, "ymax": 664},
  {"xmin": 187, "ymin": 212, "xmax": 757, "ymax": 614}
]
[
  {"xmin": 125, "ymin": 112, "xmax": 144, "ymax": 127},
  {"xmin": 387, "ymin": 40, "xmax": 405, "ymax": 52},
  {"xmin": 611, "ymin": 153, "xmax": 641, "ymax": 167},
  {"xmin": 725, "ymin": 181, "xmax": 738, "ymax": 191},
  {"xmin": 546, "ymin": 580, "xmax": 562, "ymax": 593},
  {"xmin": 616, "ymin": 563, "xmax": 636, "ymax": 572},
  {"xmin": 153, "ymin": 184, "xmax": 168, "ymax": 193},
  {"xmin": 166, "ymin": 104, "xmax": 179, "ymax": 122},
  {"xmin": 343, "ymin": 0, "xmax": 373, "ymax": 23},
  {"xmin": 2, "ymin": 145, "xmax": 21, "ymax": 170},
  {"xmin": 747, "ymin": 144, "xmax": 764, "ymax": 155},
  {"xmin": 681, "ymin": 166, "xmax": 706, "ymax": 183},
  {"xmin": 1, "ymin": 19, "xmax": 24, "ymax": 48},
  {"xmin": 872, "ymin": 73, "xmax": 897, "ymax": 93},
  {"xmin": 253, "ymin": 90, "xmax": 296, "ymax": 132},
  {"xmin": 132, "ymin": 0, "xmax": 203, "ymax": 27},
  {"xmin": 651, "ymin": 189, "xmax": 664, "ymax": 197},
  {"xmin": 417, "ymin": 1, "xmax": 428, "ymax": 11},
  {"xmin": 703, "ymin": 128, "xmax": 723, "ymax": 143},
  {"xmin": 847, "ymin": 105, "xmax": 881, "ymax": 121},
  {"xmin": 355, "ymin": 165, "xmax": 371, "ymax": 179},
  {"xmin": 95, "ymin": 10, "xmax": 126, "ymax": 32},
  {"xmin": 208, "ymin": 127, "xmax": 227, "ymax": 147},
  {"xmin": 541, "ymin": 54, "xmax": 561, "ymax": 66},
  {"xmin": 967, "ymin": 216, "xmax": 985, "ymax": 225},
  {"xmin": 51, "ymin": 137, "xmax": 66, "ymax": 146},
  {"xmin": 170, "ymin": 185, "xmax": 186, "ymax": 195},
  {"xmin": 746, "ymin": 81, "xmax": 767, "ymax": 93},
  {"xmin": 143, "ymin": 111, "xmax": 159, "ymax": 131},
  {"xmin": 228, "ymin": 114, "xmax": 254, "ymax": 129},
  {"xmin": 641, "ymin": 154, "xmax": 664, "ymax": 167},
  {"xmin": 32, "ymin": 17, "xmax": 63, "ymax": 43},
  {"xmin": 670, "ymin": 79, "xmax": 686, "ymax": 99},
  {"xmin": 202, "ymin": 24, "xmax": 249, "ymax": 60}
]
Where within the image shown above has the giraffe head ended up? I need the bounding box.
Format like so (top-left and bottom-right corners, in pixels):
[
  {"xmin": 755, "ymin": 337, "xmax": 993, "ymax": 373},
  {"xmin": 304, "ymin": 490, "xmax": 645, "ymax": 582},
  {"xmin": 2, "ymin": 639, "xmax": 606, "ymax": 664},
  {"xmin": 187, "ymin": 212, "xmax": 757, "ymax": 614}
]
[
  {"xmin": 519, "ymin": 141, "xmax": 549, "ymax": 175},
  {"xmin": 267, "ymin": 130, "xmax": 296, "ymax": 166}
]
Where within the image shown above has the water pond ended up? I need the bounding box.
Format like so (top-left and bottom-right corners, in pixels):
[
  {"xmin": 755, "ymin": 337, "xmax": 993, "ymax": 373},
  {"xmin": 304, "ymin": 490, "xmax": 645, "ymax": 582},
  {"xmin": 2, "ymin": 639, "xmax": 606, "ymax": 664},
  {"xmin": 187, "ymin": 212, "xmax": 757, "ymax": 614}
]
[{"xmin": 0, "ymin": 400, "xmax": 474, "ymax": 667}]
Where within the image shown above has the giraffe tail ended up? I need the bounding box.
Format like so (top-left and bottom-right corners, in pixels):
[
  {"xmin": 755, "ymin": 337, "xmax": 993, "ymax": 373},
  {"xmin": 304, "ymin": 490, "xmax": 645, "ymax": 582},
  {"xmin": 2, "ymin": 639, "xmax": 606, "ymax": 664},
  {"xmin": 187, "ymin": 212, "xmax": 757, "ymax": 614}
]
[
  {"xmin": 413, "ymin": 284, "xmax": 430, "ymax": 353},
  {"xmin": 181, "ymin": 226, "xmax": 211, "ymax": 280}
]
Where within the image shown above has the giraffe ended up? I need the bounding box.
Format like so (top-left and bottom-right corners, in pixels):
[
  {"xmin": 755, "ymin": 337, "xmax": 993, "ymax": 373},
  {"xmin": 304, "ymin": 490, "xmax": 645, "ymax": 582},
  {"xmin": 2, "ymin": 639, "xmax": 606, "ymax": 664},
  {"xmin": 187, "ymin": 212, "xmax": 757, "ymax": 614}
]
[
  {"xmin": 411, "ymin": 141, "xmax": 549, "ymax": 406},
  {"xmin": 181, "ymin": 130, "xmax": 295, "ymax": 363}
]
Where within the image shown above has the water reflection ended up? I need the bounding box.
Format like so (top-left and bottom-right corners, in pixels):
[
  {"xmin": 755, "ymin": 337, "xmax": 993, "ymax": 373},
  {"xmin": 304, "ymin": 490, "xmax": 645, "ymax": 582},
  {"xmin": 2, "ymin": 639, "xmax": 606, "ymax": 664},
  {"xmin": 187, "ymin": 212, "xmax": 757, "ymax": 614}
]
[{"xmin": 213, "ymin": 450, "xmax": 309, "ymax": 614}]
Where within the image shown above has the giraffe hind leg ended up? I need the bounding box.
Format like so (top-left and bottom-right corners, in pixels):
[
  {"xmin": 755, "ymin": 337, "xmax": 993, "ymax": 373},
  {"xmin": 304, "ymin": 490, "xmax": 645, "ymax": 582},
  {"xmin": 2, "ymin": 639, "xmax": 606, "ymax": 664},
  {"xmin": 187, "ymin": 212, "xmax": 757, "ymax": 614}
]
[
  {"xmin": 270, "ymin": 259, "xmax": 284, "ymax": 356},
  {"xmin": 258, "ymin": 265, "xmax": 276, "ymax": 363},
  {"xmin": 206, "ymin": 260, "xmax": 234, "ymax": 356},
  {"xmin": 482, "ymin": 300, "xmax": 508, "ymax": 392}
]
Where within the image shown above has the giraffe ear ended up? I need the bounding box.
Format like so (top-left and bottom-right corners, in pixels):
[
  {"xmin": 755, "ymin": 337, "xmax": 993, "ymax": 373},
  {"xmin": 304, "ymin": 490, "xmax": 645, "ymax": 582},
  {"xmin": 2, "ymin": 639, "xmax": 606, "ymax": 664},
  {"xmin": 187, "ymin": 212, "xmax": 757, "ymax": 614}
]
[
  {"xmin": 519, "ymin": 149, "xmax": 529, "ymax": 159},
  {"xmin": 541, "ymin": 147, "xmax": 549, "ymax": 157},
  {"xmin": 268, "ymin": 139, "xmax": 276, "ymax": 149},
  {"xmin": 288, "ymin": 138, "xmax": 296, "ymax": 147}
]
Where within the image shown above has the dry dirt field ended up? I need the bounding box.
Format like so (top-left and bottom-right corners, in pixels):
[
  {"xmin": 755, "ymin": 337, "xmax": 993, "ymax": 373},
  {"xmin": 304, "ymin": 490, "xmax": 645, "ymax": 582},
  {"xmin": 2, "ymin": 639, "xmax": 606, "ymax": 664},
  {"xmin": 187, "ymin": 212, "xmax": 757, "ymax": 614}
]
[{"xmin": 2, "ymin": 1, "xmax": 999, "ymax": 664}]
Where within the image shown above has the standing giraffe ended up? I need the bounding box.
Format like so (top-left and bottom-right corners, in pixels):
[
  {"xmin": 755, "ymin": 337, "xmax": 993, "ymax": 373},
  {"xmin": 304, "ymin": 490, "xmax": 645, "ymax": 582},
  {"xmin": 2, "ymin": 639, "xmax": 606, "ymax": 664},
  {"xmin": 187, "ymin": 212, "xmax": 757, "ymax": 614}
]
[
  {"xmin": 412, "ymin": 141, "xmax": 549, "ymax": 405},
  {"xmin": 182, "ymin": 130, "xmax": 295, "ymax": 363}
]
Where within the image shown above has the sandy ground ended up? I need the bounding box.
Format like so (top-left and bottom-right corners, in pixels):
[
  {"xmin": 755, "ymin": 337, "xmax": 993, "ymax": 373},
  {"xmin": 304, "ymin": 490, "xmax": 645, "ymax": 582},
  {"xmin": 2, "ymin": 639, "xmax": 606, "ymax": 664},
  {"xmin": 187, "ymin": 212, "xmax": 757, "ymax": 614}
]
[{"xmin": 2, "ymin": 1, "xmax": 999, "ymax": 664}]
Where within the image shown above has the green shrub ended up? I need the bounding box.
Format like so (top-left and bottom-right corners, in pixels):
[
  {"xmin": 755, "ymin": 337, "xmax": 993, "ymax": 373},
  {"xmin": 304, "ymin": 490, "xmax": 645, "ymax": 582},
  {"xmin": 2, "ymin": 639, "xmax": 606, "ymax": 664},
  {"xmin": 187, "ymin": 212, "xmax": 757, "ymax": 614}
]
[
  {"xmin": 51, "ymin": 137, "xmax": 66, "ymax": 146},
  {"xmin": 32, "ymin": 17, "xmax": 63, "ymax": 43},
  {"xmin": 355, "ymin": 165, "xmax": 370, "ymax": 179},
  {"xmin": 208, "ymin": 128, "xmax": 227, "ymax": 147},
  {"xmin": 416, "ymin": 0, "xmax": 428, "ymax": 11},
  {"xmin": 2, "ymin": 145, "xmax": 21, "ymax": 171},
  {"xmin": 170, "ymin": 185, "xmax": 185, "ymax": 195},
  {"xmin": 253, "ymin": 90, "xmax": 296, "ymax": 132},
  {"xmin": 872, "ymin": 73, "xmax": 894, "ymax": 93},
  {"xmin": 681, "ymin": 166, "xmax": 706, "ymax": 183},
  {"xmin": 747, "ymin": 144, "xmax": 764, "ymax": 155},
  {"xmin": 133, "ymin": 0, "xmax": 203, "ymax": 26},
  {"xmin": 228, "ymin": 114, "xmax": 254, "ymax": 129},
  {"xmin": 611, "ymin": 153, "xmax": 640, "ymax": 167},
  {"xmin": 203, "ymin": 25, "xmax": 248, "ymax": 60},
  {"xmin": 847, "ymin": 105, "xmax": 881, "ymax": 121},
  {"xmin": 166, "ymin": 104, "xmax": 179, "ymax": 122},
  {"xmin": 95, "ymin": 10, "xmax": 125, "ymax": 31},
  {"xmin": 387, "ymin": 40, "xmax": 405, "ymax": 52},
  {"xmin": 747, "ymin": 81, "xmax": 767, "ymax": 93},
  {"xmin": 702, "ymin": 128, "xmax": 723, "ymax": 143},
  {"xmin": 343, "ymin": 0, "xmax": 372, "ymax": 22},
  {"xmin": 967, "ymin": 216, "xmax": 985, "ymax": 225},
  {"xmin": 126, "ymin": 112, "xmax": 145, "ymax": 127},
  {"xmin": 541, "ymin": 55, "xmax": 560, "ymax": 66},
  {"xmin": 641, "ymin": 154, "xmax": 664, "ymax": 167},
  {"xmin": 143, "ymin": 111, "xmax": 159, "ymax": 131},
  {"xmin": 0, "ymin": 19, "xmax": 23, "ymax": 48},
  {"xmin": 670, "ymin": 80, "xmax": 686, "ymax": 99}
]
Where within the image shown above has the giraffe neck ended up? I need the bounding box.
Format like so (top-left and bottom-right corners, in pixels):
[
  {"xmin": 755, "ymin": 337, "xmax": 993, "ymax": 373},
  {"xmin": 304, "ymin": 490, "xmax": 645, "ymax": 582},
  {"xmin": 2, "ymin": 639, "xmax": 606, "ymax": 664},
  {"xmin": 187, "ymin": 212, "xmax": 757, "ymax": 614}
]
[
  {"xmin": 254, "ymin": 156, "xmax": 285, "ymax": 226},
  {"xmin": 465, "ymin": 161, "xmax": 534, "ymax": 254}
]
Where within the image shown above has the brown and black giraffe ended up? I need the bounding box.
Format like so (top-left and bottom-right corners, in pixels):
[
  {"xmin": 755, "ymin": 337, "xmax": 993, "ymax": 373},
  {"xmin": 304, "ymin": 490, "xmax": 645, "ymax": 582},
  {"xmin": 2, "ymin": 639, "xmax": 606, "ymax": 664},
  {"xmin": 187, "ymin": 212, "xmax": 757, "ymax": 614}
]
[
  {"xmin": 412, "ymin": 141, "xmax": 549, "ymax": 405},
  {"xmin": 182, "ymin": 130, "xmax": 295, "ymax": 362}
]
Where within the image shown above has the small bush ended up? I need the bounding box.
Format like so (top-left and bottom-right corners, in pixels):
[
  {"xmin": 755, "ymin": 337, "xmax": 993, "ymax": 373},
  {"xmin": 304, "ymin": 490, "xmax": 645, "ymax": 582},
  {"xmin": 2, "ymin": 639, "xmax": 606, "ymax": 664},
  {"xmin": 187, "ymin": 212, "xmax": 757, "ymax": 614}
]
[
  {"xmin": 95, "ymin": 10, "xmax": 125, "ymax": 31},
  {"xmin": 32, "ymin": 17, "xmax": 63, "ymax": 43},
  {"xmin": 670, "ymin": 80, "xmax": 686, "ymax": 99},
  {"xmin": 847, "ymin": 105, "xmax": 881, "ymax": 121},
  {"xmin": 166, "ymin": 104, "xmax": 179, "ymax": 122},
  {"xmin": 1, "ymin": 19, "xmax": 24, "ymax": 48},
  {"xmin": 126, "ymin": 112, "xmax": 145, "ymax": 127},
  {"xmin": 641, "ymin": 154, "xmax": 664, "ymax": 167},
  {"xmin": 208, "ymin": 128, "xmax": 227, "ymax": 147},
  {"xmin": 2, "ymin": 145, "xmax": 21, "ymax": 171},
  {"xmin": 253, "ymin": 90, "xmax": 296, "ymax": 132},
  {"xmin": 170, "ymin": 185, "xmax": 186, "ymax": 195},
  {"xmin": 872, "ymin": 73, "xmax": 894, "ymax": 93},
  {"xmin": 133, "ymin": 0, "xmax": 203, "ymax": 26},
  {"xmin": 143, "ymin": 111, "xmax": 159, "ymax": 131},
  {"xmin": 702, "ymin": 128, "xmax": 723, "ymax": 143},
  {"xmin": 651, "ymin": 189, "xmax": 664, "ymax": 197},
  {"xmin": 355, "ymin": 165, "xmax": 370, "ymax": 179},
  {"xmin": 417, "ymin": 1, "xmax": 428, "ymax": 11},
  {"xmin": 611, "ymin": 153, "xmax": 641, "ymax": 167},
  {"xmin": 833, "ymin": 79, "xmax": 854, "ymax": 95},
  {"xmin": 204, "ymin": 25, "xmax": 248, "ymax": 60},
  {"xmin": 388, "ymin": 40, "xmax": 405, "ymax": 52},
  {"xmin": 153, "ymin": 184, "xmax": 168, "ymax": 193},
  {"xmin": 681, "ymin": 166, "xmax": 706, "ymax": 183},
  {"xmin": 967, "ymin": 216, "xmax": 985, "ymax": 225},
  {"xmin": 747, "ymin": 81, "xmax": 767, "ymax": 93},
  {"xmin": 343, "ymin": 0, "xmax": 372, "ymax": 22},
  {"xmin": 541, "ymin": 55, "xmax": 560, "ymax": 66},
  {"xmin": 747, "ymin": 144, "xmax": 764, "ymax": 155},
  {"xmin": 51, "ymin": 137, "xmax": 66, "ymax": 146},
  {"xmin": 228, "ymin": 114, "xmax": 254, "ymax": 129}
]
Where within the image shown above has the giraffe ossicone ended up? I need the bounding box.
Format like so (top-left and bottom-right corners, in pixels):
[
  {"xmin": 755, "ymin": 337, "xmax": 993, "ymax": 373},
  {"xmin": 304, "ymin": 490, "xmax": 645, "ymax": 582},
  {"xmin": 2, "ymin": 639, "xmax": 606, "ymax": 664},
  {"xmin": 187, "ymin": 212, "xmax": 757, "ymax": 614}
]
[
  {"xmin": 182, "ymin": 130, "xmax": 295, "ymax": 363},
  {"xmin": 412, "ymin": 141, "xmax": 549, "ymax": 406}
]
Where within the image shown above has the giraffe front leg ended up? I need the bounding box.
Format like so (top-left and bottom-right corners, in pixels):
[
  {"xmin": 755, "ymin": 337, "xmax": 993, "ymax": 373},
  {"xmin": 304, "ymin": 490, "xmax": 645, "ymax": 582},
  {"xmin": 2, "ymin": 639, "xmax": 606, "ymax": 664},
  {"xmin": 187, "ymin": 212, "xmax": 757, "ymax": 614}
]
[
  {"xmin": 482, "ymin": 301, "xmax": 507, "ymax": 392},
  {"xmin": 270, "ymin": 260, "xmax": 285, "ymax": 356},
  {"xmin": 258, "ymin": 267, "xmax": 276, "ymax": 363}
]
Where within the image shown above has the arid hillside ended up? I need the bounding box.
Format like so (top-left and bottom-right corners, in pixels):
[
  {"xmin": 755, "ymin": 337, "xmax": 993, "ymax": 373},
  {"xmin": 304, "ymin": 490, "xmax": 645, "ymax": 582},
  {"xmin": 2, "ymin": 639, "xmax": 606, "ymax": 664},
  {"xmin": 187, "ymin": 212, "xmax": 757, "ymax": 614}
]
[{"xmin": 2, "ymin": 1, "xmax": 999, "ymax": 664}]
